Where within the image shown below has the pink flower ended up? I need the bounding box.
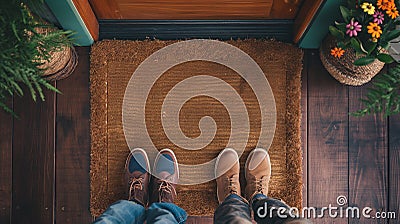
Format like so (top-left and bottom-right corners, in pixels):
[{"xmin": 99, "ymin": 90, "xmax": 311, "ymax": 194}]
[
  {"xmin": 346, "ymin": 19, "xmax": 362, "ymax": 37},
  {"xmin": 373, "ymin": 10, "xmax": 385, "ymax": 24}
]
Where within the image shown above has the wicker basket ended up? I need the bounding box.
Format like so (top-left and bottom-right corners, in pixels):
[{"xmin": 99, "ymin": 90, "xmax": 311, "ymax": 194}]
[
  {"xmin": 320, "ymin": 35, "xmax": 384, "ymax": 86},
  {"xmin": 36, "ymin": 26, "xmax": 78, "ymax": 81},
  {"xmin": 40, "ymin": 46, "xmax": 78, "ymax": 81}
]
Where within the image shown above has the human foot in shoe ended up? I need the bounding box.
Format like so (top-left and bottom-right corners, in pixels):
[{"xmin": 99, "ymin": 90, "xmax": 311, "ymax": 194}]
[
  {"xmin": 215, "ymin": 148, "xmax": 241, "ymax": 203},
  {"xmin": 125, "ymin": 148, "xmax": 150, "ymax": 206},
  {"xmin": 245, "ymin": 148, "xmax": 271, "ymax": 201},
  {"xmin": 150, "ymin": 148, "xmax": 179, "ymax": 204}
]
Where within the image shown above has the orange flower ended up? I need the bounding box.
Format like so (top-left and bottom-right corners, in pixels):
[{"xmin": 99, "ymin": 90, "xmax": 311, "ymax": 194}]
[
  {"xmin": 331, "ymin": 47, "xmax": 345, "ymax": 58},
  {"xmin": 367, "ymin": 22, "xmax": 383, "ymax": 38},
  {"xmin": 387, "ymin": 6, "xmax": 400, "ymax": 19},
  {"xmin": 377, "ymin": 0, "xmax": 395, "ymax": 10}
]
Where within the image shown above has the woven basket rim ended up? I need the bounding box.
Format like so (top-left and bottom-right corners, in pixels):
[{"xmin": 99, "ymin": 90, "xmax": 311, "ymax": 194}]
[
  {"xmin": 319, "ymin": 35, "xmax": 384, "ymax": 86},
  {"xmin": 43, "ymin": 46, "xmax": 78, "ymax": 81}
]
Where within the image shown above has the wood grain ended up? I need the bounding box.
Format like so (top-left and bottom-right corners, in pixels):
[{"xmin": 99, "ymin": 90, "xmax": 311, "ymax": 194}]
[
  {"xmin": 119, "ymin": 0, "xmax": 273, "ymax": 20},
  {"xmin": 293, "ymin": 0, "xmax": 324, "ymax": 43},
  {"xmin": 0, "ymin": 99, "xmax": 12, "ymax": 223},
  {"xmin": 389, "ymin": 114, "xmax": 400, "ymax": 224},
  {"xmin": 0, "ymin": 49, "xmax": 396, "ymax": 223},
  {"xmin": 89, "ymin": 0, "xmax": 122, "ymax": 19},
  {"xmin": 269, "ymin": 0, "xmax": 304, "ymax": 19},
  {"xmin": 307, "ymin": 51, "xmax": 348, "ymax": 223},
  {"xmin": 12, "ymin": 85, "xmax": 55, "ymax": 224},
  {"xmin": 55, "ymin": 47, "xmax": 93, "ymax": 223},
  {"xmin": 348, "ymin": 79, "xmax": 388, "ymax": 224},
  {"xmin": 90, "ymin": 0, "xmax": 275, "ymax": 19},
  {"xmin": 90, "ymin": 0, "xmax": 304, "ymax": 19},
  {"xmin": 71, "ymin": 0, "xmax": 99, "ymax": 41}
]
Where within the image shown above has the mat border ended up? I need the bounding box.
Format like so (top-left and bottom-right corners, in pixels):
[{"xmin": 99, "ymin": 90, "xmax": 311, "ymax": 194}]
[{"xmin": 89, "ymin": 39, "xmax": 304, "ymax": 217}]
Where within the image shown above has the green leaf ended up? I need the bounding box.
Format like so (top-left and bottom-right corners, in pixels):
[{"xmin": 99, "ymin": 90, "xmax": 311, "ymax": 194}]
[
  {"xmin": 380, "ymin": 40, "xmax": 390, "ymax": 50},
  {"xmin": 39, "ymin": 79, "xmax": 61, "ymax": 94},
  {"xmin": 0, "ymin": 82, "xmax": 14, "ymax": 96},
  {"xmin": 383, "ymin": 73, "xmax": 398, "ymax": 82},
  {"xmin": 353, "ymin": 56, "xmax": 376, "ymax": 66},
  {"xmin": 355, "ymin": 51, "xmax": 365, "ymax": 58},
  {"xmin": 385, "ymin": 30, "xmax": 400, "ymax": 41},
  {"xmin": 377, "ymin": 53, "xmax": 394, "ymax": 63},
  {"xmin": 340, "ymin": 6, "xmax": 351, "ymax": 23},
  {"xmin": 351, "ymin": 65, "xmax": 400, "ymax": 117},
  {"xmin": 11, "ymin": 23, "xmax": 21, "ymax": 41},
  {"xmin": 350, "ymin": 38, "xmax": 363, "ymax": 53},
  {"xmin": 329, "ymin": 26, "xmax": 345, "ymax": 39},
  {"xmin": 350, "ymin": 108, "xmax": 370, "ymax": 117},
  {"xmin": 0, "ymin": 101, "xmax": 17, "ymax": 118},
  {"xmin": 374, "ymin": 81, "xmax": 389, "ymax": 89},
  {"xmin": 337, "ymin": 41, "xmax": 346, "ymax": 49},
  {"xmin": 361, "ymin": 41, "xmax": 377, "ymax": 55},
  {"xmin": 31, "ymin": 76, "xmax": 45, "ymax": 101},
  {"xmin": 10, "ymin": 80, "xmax": 23, "ymax": 96},
  {"xmin": 20, "ymin": 71, "xmax": 37, "ymax": 102},
  {"xmin": 335, "ymin": 21, "xmax": 347, "ymax": 32}
]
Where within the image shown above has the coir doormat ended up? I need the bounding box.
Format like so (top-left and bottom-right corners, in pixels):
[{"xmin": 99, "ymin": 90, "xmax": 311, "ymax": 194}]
[{"xmin": 90, "ymin": 39, "xmax": 303, "ymax": 216}]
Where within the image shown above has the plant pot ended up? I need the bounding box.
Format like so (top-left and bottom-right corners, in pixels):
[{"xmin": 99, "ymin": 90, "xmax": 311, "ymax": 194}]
[
  {"xmin": 39, "ymin": 45, "xmax": 78, "ymax": 81},
  {"xmin": 319, "ymin": 35, "xmax": 384, "ymax": 86},
  {"xmin": 36, "ymin": 26, "xmax": 78, "ymax": 81}
]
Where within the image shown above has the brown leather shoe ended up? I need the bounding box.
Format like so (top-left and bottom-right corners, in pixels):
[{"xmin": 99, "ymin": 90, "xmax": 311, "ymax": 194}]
[
  {"xmin": 215, "ymin": 148, "xmax": 241, "ymax": 203},
  {"xmin": 150, "ymin": 149, "xmax": 179, "ymax": 204},
  {"xmin": 125, "ymin": 148, "xmax": 150, "ymax": 206},
  {"xmin": 245, "ymin": 148, "xmax": 271, "ymax": 201}
]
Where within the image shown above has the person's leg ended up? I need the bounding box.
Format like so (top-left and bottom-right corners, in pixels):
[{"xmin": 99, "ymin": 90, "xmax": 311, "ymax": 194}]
[
  {"xmin": 252, "ymin": 195, "xmax": 312, "ymax": 224},
  {"xmin": 147, "ymin": 148, "xmax": 188, "ymax": 224},
  {"xmin": 93, "ymin": 200, "xmax": 145, "ymax": 224},
  {"xmin": 147, "ymin": 202, "xmax": 187, "ymax": 224},
  {"xmin": 94, "ymin": 148, "xmax": 151, "ymax": 224},
  {"xmin": 214, "ymin": 193, "xmax": 252, "ymax": 224},
  {"xmin": 245, "ymin": 148, "xmax": 312, "ymax": 224},
  {"xmin": 213, "ymin": 148, "xmax": 252, "ymax": 224}
]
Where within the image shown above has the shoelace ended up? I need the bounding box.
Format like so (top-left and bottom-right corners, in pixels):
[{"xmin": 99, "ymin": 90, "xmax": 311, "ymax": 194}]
[
  {"xmin": 254, "ymin": 176, "xmax": 268, "ymax": 194},
  {"xmin": 158, "ymin": 180, "xmax": 176, "ymax": 201},
  {"xmin": 225, "ymin": 175, "xmax": 239, "ymax": 194},
  {"xmin": 128, "ymin": 177, "xmax": 143, "ymax": 199}
]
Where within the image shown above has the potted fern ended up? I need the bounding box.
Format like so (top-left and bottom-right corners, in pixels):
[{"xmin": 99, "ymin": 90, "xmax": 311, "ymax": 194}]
[{"xmin": 0, "ymin": 0, "xmax": 73, "ymax": 115}]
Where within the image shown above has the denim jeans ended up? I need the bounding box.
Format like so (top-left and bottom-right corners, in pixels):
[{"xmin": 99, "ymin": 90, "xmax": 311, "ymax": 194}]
[
  {"xmin": 93, "ymin": 200, "xmax": 187, "ymax": 224},
  {"xmin": 214, "ymin": 194, "xmax": 312, "ymax": 224}
]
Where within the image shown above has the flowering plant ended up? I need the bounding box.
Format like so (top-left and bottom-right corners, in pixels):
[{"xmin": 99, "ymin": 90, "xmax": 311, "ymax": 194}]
[
  {"xmin": 328, "ymin": 1, "xmax": 400, "ymax": 116},
  {"xmin": 329, "ymin": 0, "xmax": 400, "ymax": 65}
]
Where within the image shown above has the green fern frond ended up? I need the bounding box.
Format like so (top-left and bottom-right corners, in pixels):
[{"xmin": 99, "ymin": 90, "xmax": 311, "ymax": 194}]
[
  {"xmin": 352, "ymin": 64, "xmax": 400, "ymax": 117},
  {"xmin": 0, "ymin": 0, "xmax": 72, "ymax": 116}
]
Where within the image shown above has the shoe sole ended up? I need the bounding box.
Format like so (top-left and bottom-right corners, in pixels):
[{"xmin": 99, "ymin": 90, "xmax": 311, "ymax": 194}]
[
  {"xmin": 153, "ymin": 148, "xmax": 180, "ymax": 180},
  {"xmin": 244, "ymin": 148, "xmax": 269, "ymax": 180},
  {"xmin": 125, "ymin": 147, "xmax": 151, "ymax": 173},
  {"xmin": 215, "ymin": 148, "xmax": 239, "ymax": 203}
]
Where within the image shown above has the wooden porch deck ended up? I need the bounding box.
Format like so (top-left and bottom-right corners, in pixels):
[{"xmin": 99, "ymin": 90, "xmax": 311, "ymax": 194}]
[{"xmin": 0, "ymin": 47, "xmax": 398, "ymax": 223}]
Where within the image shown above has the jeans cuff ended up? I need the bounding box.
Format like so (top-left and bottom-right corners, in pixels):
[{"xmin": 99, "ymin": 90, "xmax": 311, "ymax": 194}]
[
  {"xmin": 225, "ymin": 193, "xmax": 249, "ymax": 204},
  {"xmin": 129, "ymin": 199, "xmax": 145, "ymax": 207},
  {"xmin": 251, "ymin": 193, "xmax": 268, "ymax": 207}
]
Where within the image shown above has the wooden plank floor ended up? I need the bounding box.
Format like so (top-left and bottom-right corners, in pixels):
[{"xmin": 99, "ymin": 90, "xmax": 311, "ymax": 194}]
[{"xmin": 0, "ymin": 48, "xmax": 398, "ymax": 223}]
